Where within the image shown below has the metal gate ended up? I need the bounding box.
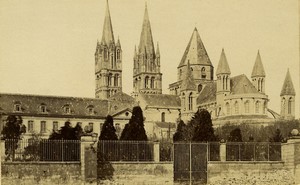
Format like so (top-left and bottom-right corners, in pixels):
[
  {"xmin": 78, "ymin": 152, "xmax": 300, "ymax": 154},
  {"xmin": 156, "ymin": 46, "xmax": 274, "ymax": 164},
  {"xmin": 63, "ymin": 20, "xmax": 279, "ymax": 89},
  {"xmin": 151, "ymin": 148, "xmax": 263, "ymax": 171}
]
[{"xmin": 174, "ymin": 143, "xmax": 208, "ymax": 184}]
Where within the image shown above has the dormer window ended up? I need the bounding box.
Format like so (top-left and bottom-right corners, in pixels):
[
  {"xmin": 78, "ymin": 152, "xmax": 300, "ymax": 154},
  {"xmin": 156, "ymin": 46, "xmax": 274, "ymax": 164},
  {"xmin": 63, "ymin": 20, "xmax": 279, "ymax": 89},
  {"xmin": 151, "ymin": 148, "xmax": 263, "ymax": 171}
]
[
  {"xmin": 14, "ymin": 103, "xmax": 22, "ymax": 112},
  {"xmin": 40, "ymin": 104, "xmax": 47, "ymax": 113},
  {"xmin": 87, "ymin": 105, "xmax": 94, "ymax": 115},
  {"xmin": 64, "ymin": 105, "xmax": 71, "ymax": 114}
]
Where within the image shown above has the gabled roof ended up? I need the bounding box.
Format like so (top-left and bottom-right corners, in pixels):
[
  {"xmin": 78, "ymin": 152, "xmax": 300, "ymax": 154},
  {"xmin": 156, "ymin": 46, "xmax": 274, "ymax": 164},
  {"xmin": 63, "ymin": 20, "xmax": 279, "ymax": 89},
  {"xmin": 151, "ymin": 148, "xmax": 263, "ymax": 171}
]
[
  {"xmin": 0, "ymin": 93, "xmax": 108, "ymax": 118},
  {"xmin": 138, "ymin": 3, "xmax": 155, "ymax": 55},
  {"xmin": 231, "ymin": 74, "xmax": 259, "ymax": 95},
  {"xmin": 139, "ymin": 94, "xmax": 181, "ymax": 108},
  {"xmin": 101, "ymin": 0, "xmax": 115, "ymax": 45},
  {"xmin": 280, "ymin": 69, "xmax": 296, "ymax": 96},
  {"xmin": 181, "ymin": 61, "xmax": 196, "ymax": 91},
  {"xmin": 216, "ymin": 49, "xmax": 231, "ymax": 75},
  {"xmin": 178, "ymin": 28, "xmax": 212, "ymax": 67},
  {"xmin": 108, "ymin": 92, "xmax": 136, "ymax": 116},
  {"xmin": 251, "ymin": 51, "xmax": 266, "ymax": 77},
  {"xmin": 197, "ymin": 82, "xmax": 217, "ymax": 105}
]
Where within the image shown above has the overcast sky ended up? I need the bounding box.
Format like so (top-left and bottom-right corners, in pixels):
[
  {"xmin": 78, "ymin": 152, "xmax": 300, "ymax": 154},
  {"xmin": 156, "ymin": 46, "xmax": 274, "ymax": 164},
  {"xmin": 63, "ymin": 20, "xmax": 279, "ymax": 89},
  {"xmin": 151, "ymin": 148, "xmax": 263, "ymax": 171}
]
[{"xmin": 0, "ymin": 0, "xmax": 299, "ymax": 117}]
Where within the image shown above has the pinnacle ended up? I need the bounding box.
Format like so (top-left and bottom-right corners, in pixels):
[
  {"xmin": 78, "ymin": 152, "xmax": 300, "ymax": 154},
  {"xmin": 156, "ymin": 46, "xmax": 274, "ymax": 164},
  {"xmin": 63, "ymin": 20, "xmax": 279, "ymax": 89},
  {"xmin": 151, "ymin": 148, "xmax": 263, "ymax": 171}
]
[
  {"xmin": 280, "ymin": 69, "xmax": 296, "ymax": 96},
  {"xmin": 101, "ymin": 0, "xmax": 115, "ymax": 45},
  {"xmin": 216, "ymin": 48, "xmax": 231, "ymax": 75},
  {"xmin": 251, "ymin": 50, "xmax": 265, "ymax": 77}
]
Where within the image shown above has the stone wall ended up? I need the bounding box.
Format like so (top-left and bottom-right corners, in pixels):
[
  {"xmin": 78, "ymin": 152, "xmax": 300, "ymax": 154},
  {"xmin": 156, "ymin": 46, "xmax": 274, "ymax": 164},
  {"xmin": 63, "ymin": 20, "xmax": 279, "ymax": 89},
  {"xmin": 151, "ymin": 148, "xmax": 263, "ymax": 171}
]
[{"xmin": 1, "ymin": 162, "xmax": 81, "ymax": 185}]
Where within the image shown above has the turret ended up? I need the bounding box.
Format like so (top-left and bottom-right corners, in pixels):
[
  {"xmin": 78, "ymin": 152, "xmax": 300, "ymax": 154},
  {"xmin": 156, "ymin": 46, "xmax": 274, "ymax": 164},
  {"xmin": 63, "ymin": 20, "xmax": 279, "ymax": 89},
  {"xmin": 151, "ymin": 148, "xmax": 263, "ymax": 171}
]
[
  {"xmin": 251, "ymin": 50, "xmax": 266, "ymax": 93},
  {"xmin": 280, "ymin": 69, "xmax": 296, "ymax": 119}
]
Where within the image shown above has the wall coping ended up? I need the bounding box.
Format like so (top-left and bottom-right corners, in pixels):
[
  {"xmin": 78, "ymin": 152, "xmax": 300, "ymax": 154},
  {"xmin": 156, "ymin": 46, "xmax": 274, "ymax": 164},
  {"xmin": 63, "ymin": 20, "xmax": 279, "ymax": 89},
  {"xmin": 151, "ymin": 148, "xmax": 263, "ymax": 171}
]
[
  {"xmin": 208, "ymin": 161, "xmax": 284, "ymax": 165},
  {"xmin": 111, "ymin": 161, "xmax": 173, "ymax": 165},
  {"xmin": 2, "ymin": 161, "xmax": 80, "ymax": 165}
]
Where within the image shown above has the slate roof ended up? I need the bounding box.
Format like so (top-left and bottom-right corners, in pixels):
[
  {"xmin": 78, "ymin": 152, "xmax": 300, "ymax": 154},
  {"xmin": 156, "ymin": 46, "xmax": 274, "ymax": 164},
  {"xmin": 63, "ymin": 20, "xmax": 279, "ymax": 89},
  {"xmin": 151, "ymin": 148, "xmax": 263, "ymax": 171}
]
[
  {"xmin": 230, "ymin": 74, "xmax": 259, "ymax": 95},
  {"xmin": 197, "ymin": 82, "xmax": 217, "ymax": 105},
  {"xmin": 197, "ymin": 74, "xmax": 261, "ymax": 105},
  {"xmin": 0, "ymin": 93, "xmax": 109, "ymax": 118},
  {"xmin": 138, "ymin": 4, "xmax": 155, "ymax": 55},
  {"xmin": 181, "ymin": 61, "xmax": 196, "ymax": 91},
  {"xmin": 216, "ymin": 49, "xmax": 231, "ymax": 75},
  {"xmin": 178, "ymin": 28, "xmax": 212, "ymax": 67},
  {"xmin": 280, "ymin": 69, "xmax": 296, "ymax": 96},
  {"xmin": 101, "ymin": 0, "xmax": 115, "ymax": 45},
  {"xmin": 139, "ymin": 94, "xmax": 181, "ymax": 108},
  {"xmin": 251, "ymin": 51, "xmax": 266, "ymax": 77},
  {"xmin": 108, "ymin": 92, "xmax": 136, "ymax": 115}
]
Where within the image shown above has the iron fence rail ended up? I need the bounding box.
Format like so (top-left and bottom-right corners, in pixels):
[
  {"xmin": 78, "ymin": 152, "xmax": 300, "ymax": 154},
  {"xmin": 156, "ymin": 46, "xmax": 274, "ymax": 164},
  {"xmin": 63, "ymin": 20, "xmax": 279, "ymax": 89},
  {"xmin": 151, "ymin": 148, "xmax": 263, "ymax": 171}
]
[
  {"xmin": 98, "ymin": 140, "xmax": 154, "ymax": 161},
  {"xmin": 226, "ymin": 142, "xmax": 281, "ymax": 161},
  {"xmin": 3, "ymin": 139, "xmax": 80, "ymax": 162}
]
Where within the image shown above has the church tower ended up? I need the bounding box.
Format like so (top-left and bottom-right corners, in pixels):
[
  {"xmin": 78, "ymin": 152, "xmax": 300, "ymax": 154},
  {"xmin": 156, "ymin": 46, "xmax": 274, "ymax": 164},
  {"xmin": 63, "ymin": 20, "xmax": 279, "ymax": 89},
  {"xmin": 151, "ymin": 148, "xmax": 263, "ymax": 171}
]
[
  {"xmin": 251, "ymin": 50, "xmax": 266, "ymax": 93},
  {"xmin": 280, "ymin": 69, "xmax": 296, "ymax": 119},
  {"xmin": 216, "ymin": 49, "xmax": 231, "ymax": 117},
  {"xmin": 180, "ymin": 61, "xmax": 197, "ymax": 122},
  {"xmin": 169, "ymin": 28, "xmax": 214, "ymax": 96},
  {"xmin": 95, "ymin": 1, "xmax": 122, "ymax": 99},
  {"xmin": 132, "ymin": 4, "xmax": 162, "ymax": 96}
]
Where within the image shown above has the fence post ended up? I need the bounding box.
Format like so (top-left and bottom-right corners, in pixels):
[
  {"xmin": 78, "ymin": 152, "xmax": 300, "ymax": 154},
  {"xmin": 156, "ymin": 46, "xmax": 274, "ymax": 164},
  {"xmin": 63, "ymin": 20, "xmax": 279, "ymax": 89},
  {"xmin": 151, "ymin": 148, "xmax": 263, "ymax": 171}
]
[
  {"xmin": 220, "ymin": 142, "xmax": 226, "ymax": 162},
  {"xmin": 80, "ymin": 136, "xmax": 97, "ymax": 182},
  {"xmin": 153, "ymin": 142, "xmax": 160, "ymax": 162},
  {"xmin": 1, "ymin": 140, "xmax": 5, "ymax": 162}
]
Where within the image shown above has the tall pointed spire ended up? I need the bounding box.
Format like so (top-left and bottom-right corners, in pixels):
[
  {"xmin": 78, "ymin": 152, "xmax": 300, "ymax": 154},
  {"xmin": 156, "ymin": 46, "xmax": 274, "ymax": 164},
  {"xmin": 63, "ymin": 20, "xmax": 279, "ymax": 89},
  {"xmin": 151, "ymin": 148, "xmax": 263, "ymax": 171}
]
[
  {"xmin": 280, "ymin": 69, "xmax": 296, "ymax": 96},
  {"xmin": 181, "ymin": 61, "xmax": 196, "ymax": 91},
  {"xmin": 101, "ymin": 0, "xmax": 114, "ymax": 45},
  {"xmin": 251, "ymin": 50, "xmax": 266, "ymax": 77},
  {"xmin": 216, "ymin": 48, "xmax": 231, "ymax": 75},
  {"xmin": 138, "ymin": 2, "xmax": 155, "ymax": 54},
  {"xmin": 178, "ymin": 28, "xmax": 212, "ymax": 67}
]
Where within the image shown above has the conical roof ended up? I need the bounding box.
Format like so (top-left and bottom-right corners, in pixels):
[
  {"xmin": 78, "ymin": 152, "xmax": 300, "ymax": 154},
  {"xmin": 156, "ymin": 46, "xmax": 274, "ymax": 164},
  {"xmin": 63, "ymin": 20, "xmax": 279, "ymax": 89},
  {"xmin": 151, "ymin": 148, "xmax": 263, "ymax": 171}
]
[
  {"xmin": 138, "ymin": 3, "xmax": 155, "ymax": 55},
  {"xmin": 280, "ymin": 69, "xmax": 296, "ymax": 96},
  {"xmin": 181, "ymin": 61, "xmax": 196, "ymax": 91},
  {"xmin": 251, "ymin": 51, "xmax": 266, "ymax": 77},
  {"xmin": 178, "ymin": 28, "xmax": 212, "ymax": 67},
  {"xmin": 101, "ymin": 0, "xmax": 115, "ymax": 45},
  {"xmin": 216, "ymin": 48, "xmax": 231, "ymax": 75}
]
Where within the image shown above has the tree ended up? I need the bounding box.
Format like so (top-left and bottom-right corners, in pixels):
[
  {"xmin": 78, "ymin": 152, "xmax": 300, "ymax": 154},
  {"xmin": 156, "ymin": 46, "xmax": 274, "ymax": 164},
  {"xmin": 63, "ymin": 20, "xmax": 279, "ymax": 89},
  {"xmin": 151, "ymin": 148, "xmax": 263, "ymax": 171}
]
[
  {"xmin": 192, "ymin": 109, "xmax": 217, "ymax": 142},
  {"xmin": 173, "ymin": 120, "xmax": 186, "ymax": 142},
  {"xmin": 74, "ymin": 122, "xmax": 83, "ymax": 140},
  {"xmin": 1, "ymin": 115, "xmax": 26, "ymax": 161},
  {"xmin": 99, "ymin": 115, "xmax": 118, "ymax": 140},
  {"xmin": 49, "ymin": 121, "xmax": 77, "ymax": 140},
  {"xmin": 270, "ymin": 129, "xmax": 283, "ymax": 142},
  {"xmin": 228, "ymin": 128, "xmax": 243, "ymax": 142},
  {"xmin": 120, "ymin": 106, "xmax": 147, "ymax": 141}
]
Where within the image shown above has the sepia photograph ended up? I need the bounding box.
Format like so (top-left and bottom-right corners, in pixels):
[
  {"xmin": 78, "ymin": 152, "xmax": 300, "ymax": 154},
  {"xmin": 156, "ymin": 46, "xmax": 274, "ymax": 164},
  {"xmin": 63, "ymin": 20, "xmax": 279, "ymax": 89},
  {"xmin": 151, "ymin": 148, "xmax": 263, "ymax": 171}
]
[{"xmin": 0, "ymin": 0, "xmax": 299, "ymax": 184}]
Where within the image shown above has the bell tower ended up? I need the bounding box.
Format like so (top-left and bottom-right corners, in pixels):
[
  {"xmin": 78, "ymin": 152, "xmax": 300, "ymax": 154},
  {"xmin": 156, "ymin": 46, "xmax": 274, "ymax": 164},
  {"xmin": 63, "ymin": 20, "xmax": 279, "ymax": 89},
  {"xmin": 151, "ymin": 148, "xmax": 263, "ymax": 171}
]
[{"xmin": 95, "ymin": 0, "xmax": 122, "ymax": 99}]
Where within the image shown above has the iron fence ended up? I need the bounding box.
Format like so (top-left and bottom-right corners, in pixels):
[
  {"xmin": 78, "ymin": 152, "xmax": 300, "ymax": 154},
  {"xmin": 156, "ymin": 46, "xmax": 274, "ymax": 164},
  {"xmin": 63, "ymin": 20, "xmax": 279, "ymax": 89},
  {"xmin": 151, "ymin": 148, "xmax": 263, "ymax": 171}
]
[
  {"xmin": 3, "ymin": 139, "xmax": 80, "ymax": 162},
  {"xmin": 97, "ymin": 140, "xmax": 154, "ymax": 161},
  {"xmin": 226, "ymin": 142, "xmax": 281, "ymax": 161},
  {"xmin": 159, "ymin": 141, "xmax": 173, "ymax": 161}
]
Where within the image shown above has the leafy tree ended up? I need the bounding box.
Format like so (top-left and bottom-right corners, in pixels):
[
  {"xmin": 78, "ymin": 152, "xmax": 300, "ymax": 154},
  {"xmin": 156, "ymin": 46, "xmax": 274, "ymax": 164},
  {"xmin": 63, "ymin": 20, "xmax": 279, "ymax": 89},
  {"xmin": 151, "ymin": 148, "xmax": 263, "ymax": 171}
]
[
  {"xmin": 23, "ymin": 132, "xmax": 42, "ymax": 161},
  {"xmin": 74, "ymin": 122, "xmax": 83, "ymax": 140},
  {"xmin": 192, "ymin": 109, "xmax": 217, "ymax": 142},
  {"xmin": 228, "ymin": 128, "xmax": 243, "ymax": 142},
  {"xmin": 1, "ymin": 115, "xmax": 26, "ymax": 161},
  {"xmin": 173, "ymin": 120, "xmax": 186, "ymax": 142},
  {"xmin": 49, "ymin": 121, "xmax": 77, "ymax": 140},
  {"xmin": 120, "ymin": 106, "xmax": 147, "ymax": 141},
  {"xmin": 99, "ymin": 115, "xmax": 118, "ymax": 140},
  {"xmin": 270, "ymin": 129, "xmax": 283, "ymax": 142}
]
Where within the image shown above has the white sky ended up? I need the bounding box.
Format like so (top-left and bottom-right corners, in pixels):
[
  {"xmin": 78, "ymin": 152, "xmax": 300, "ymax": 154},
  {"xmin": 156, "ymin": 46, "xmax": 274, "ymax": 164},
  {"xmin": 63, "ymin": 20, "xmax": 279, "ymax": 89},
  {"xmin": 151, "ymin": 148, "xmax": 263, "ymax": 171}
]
[{"xmin": 0, "ymin": 0, "xmax": 299, "ymax": 118}]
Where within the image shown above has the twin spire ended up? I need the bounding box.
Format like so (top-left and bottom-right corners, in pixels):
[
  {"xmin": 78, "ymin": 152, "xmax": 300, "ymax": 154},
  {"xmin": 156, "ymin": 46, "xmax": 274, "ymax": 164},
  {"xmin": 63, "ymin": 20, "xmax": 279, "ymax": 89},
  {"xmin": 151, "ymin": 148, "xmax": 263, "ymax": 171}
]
[
  {"xmin": 251, "ymin": 51, "xmax": 266, "ymax": 77},
  {"xmin": 216, "ymin": 48, "xmax": 231, "ymax": 75},
  {"xmin": 138, "ymin": 3, "xmax": 156, "ymax": 55},
  {"xmin": 101, "ymin": 0, "xmax": 115, "ymax": 45}
]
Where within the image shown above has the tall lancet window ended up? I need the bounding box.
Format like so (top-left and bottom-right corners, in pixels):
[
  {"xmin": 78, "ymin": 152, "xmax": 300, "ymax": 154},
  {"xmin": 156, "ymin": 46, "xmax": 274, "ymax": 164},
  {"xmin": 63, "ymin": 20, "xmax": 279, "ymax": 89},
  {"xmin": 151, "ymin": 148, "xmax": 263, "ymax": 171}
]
[
  {"xmin": 150, "ymin": 77, "xmax": 155, "ymax": 89},
  {"xmin": 145, "ymin": 76, "xmax": 149, "ymax": 88},
  {"xmin": 234, "ymin": 101, "xmax": 239, "ymax": 114},
  {"xmin": 117, "ymin": 50, "xmax": 120, "ymax": 60},
  {"xmin": 288, "ymin": 98, "xmax": 292, "ymax": 114},
  {"xmin": 188, "ymin": 93, "xmax": 193, "ymax": 110},
  {"xmin": 255, "ymin": 101, "xmax": 260, "ymax": 113}
]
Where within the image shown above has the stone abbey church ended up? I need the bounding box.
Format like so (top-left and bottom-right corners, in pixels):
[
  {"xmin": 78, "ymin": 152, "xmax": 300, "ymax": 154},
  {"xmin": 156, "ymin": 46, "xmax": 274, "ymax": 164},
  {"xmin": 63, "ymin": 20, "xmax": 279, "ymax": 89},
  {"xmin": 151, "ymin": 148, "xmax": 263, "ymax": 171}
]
[{"xmin": 0, "ymin": 2, "xmax": 296, "ymax": 140}]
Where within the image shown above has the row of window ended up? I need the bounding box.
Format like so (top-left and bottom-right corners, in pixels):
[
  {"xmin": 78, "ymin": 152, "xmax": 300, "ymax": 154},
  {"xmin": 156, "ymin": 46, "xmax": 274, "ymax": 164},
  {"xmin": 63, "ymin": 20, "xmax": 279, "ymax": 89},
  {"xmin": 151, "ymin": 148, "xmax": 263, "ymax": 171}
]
[
  {"xmin": 27, "ymin": 120, "xmax": 95, "ymax": 133},
  {"xmin": 13, "ymin": 104, "xmax": 95, "ymax": 115},
  {"xmin": 225, "ymin": 101, "xmax": 266, "ymax": 115},
  {"xmin": 103, "ymin": 48, "xmax": 121, "ymax": 60},
  {"xmin": 179, "ymin": 66, "xmax": 207, "ymax": 79}
]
